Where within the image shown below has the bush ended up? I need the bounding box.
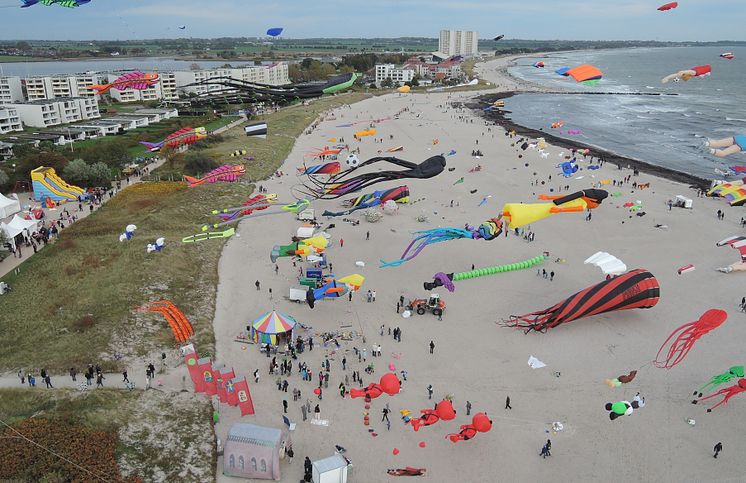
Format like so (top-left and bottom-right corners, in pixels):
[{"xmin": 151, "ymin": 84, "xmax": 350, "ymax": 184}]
[
  {"xmin": 183, "ymin": 152, "xmax": 219, "ymax": 176},
  {"xmin": 0, "ymin": 169, "xmax": 9, "ymax": 191}
]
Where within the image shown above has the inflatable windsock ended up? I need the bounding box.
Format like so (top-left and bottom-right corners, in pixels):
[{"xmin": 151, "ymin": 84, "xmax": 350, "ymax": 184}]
[{"xmin": 119, "ymin": 224, "xmax": 137, "ymax": 242}]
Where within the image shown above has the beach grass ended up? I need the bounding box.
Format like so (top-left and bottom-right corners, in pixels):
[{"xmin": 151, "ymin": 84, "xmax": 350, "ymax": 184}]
[
  {"xmin": 0, "ymin": 90, "xmax": 370, "ymax": 373},
  {"xmin": 0, "ymin": 388, "xmax": 215, "ymax": 481}
]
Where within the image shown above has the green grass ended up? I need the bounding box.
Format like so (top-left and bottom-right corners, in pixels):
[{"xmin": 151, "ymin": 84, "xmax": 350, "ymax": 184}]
[
  {"xmin": 0, "ymin": 55, "xmax": 36, "ymax": 62},
  {"xmin": 0, "ymin": 90, "xmax": 371, "ymax": 373},
  {"xmin": 204, "ymin": 115, "xmax": 241, "ymax": 131},
  {"xmin": 0, "ymin": 388, "xmax": 215, "ymax": 482}
]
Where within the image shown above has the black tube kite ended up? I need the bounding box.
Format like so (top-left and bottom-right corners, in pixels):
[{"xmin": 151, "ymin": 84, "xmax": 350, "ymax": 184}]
[
  {"xmin": 297, "ymin": 155, "xmax": 446, "ymax": 200},
  {"xmin": 502, "ymin": 269, "xmax": 660, "ymax": 333}
]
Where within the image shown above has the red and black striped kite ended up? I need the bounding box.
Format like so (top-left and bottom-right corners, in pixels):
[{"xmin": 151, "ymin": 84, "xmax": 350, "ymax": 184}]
[{"xmin": 503, "ymin": 269, "xmax": 660, "ymax": 333}]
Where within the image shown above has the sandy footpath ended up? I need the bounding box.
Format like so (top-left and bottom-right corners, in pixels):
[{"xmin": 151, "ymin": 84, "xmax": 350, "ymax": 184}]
[{"xmin": 209, "ymin": 62, "xmax": 746, "ymax": 482}]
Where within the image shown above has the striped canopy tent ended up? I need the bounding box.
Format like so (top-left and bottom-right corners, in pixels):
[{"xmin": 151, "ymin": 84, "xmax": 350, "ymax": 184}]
[{"xmin": 250, "ymin": 310, "xmax": 297, "ymax": 345}]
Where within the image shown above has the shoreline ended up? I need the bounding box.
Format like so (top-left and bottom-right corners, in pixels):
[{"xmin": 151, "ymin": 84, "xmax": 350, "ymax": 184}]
[{"xmin": 473, "ymin": 56, "xmax": 711, "ymax": 190}]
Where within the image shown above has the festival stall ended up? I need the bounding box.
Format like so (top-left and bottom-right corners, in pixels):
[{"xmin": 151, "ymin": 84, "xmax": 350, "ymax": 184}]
[{"xmin": 249, "ymin": 310, "xmax": 297, "ymax": 346}]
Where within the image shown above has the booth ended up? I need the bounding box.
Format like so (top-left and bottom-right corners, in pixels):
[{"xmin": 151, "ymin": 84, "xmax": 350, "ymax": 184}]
[
  {"xmin": 223, "ymin": 423, "xmax": 284, "ymax": 480},
  {"xmin": 312, "ymin": 454, "xmax": 350, "ymax": 483},
  {"xmin": 0, "ymin": 193, "xmax": 20, "ymax": 219},
  {"xmin": 0, "ymin": 214, "xmax": 38, "ymax": 249},
  {"xmin": 249, "ymin": 310, "xmax": 297, "ymax": 346}
]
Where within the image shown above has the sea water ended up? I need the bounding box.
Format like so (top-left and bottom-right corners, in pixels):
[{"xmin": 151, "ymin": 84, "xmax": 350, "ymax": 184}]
[{"xmin": 505, "ymin": 46, "xmax": 745, "ymax": 179}]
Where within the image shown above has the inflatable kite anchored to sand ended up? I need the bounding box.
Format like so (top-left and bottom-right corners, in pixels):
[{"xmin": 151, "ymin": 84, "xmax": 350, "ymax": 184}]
[
  {"xmin": 271, "ymin": 235, "xmax": 329, "ymax": 263},
  {"xmin": 203, "ymin": 199, "xmax": 309, "ymax": 231},
  {"xmin": 693, "ymin": 366, "xmax": 744, "ymax": 398},
  {"xmin": 424, "ymin": 256, "xmax": 547, "ymax": 292},
  {"xmin": 716, "ymin": 236, "xmax": 746, "ymax": 272},
  {"xmin": 692, "ymin": 378, "xmax": 746, "ymax": 412},
  {"xmin": 349, "ymin": 373, "xmax": 401, "ymax": 400},
  {"xmin": 296, "ymin": 155, "xmax": 446, "ymax": 199},
  {"xmin": 502, "ymin": 269, "xmax": 660, "ymax": 333},
  {"xmin": 654, "ymin": 309, "xmax": 727, "ymax": 369},
  {"xmin": 408, "ymin": 400, "xmax": 456, "ymax": 432},
  {"xmin": 381, "ymin": 189, "xmax": 607, "ymax": 267},
  {"xmin": 322, "ymin": 185, "xmax": 409, "ymax": 217},
  {"xmin": 446, "ymin": 412, "xmax": 493, "ymax": 443},
  {"xmin": 306, "ymin": 274, "xmax": 364, "ymax": 309}
]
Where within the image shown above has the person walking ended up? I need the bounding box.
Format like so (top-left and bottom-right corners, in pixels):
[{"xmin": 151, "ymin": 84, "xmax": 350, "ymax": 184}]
[
  {"xmin": 301, "ymin": 403, "xmax": 308, "ymax": 421},
  {"xmin": 429, "ymin": 340, "xmax": 435, "ymax": 354},
  {"xmin": 69, "ymin": 367, "xmax": 77, "ymax": 382},
  {"xmin": 286, "ymin": 445, "xmax": 294, "ymax": 464},
  {"xmin": 466, "ymin": 400, "xmax": 472, "ymax": 416},
  {"xmin": 714, "ymin": 442, "xmax": 723, "ymax": 458},
  {"xmin": 340, "ymin": 238, "xmax": 344, "ymax": 247},
  {"xmin": 382, "ymin": 406, "xmax": 390, "ymax": 423},
  {"xmin": 283, "ymin": 399, "xmax": 288, "ymax": 414},
  {"xmin": 550, "ymin": 271, "xmax": 555, "ymax": 282},
  {"xmin": 342, "ymin": 356, "xmax": 347, "ymax": 371},
  {"xmin": 314, "ymin": 404, "xmax": 321, "ymax": 420},
  {"xmin": 427, "ymin": 384, "xmax": 434, "ymax": 400},
  {"xmin": 540, "ymin": 443, "xmax": 551, "ymax": 458},
  {"xmin": 96, "ymin": 372, "xmax": 105, "ymax": 388},
  {"xmin": 396, "ymin": 301, "xmax": 400, "ymax": 313},
  {"xmin": 304, "ymin": 457, "xmax": 313, "ymax": 482},
  {"xmin": 44, "ymin": 374, "xmax": 53, "ymax": 388},
  {"xmin": 254, "ymin": 369, "xmax": 260, "ymax": 383}
]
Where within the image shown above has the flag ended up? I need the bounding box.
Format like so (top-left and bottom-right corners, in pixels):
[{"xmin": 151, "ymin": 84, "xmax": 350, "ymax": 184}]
[
  {"xmin": 233, "ymin": 377, "xmax": 255, "ymax": 416},
  {"xmin": 217, "ymin": 367, "xmax": 235, "ymax": 403},
  {"xmin": 184, "ymin": 350, "xmax": 202, "ymax": 392},
  {"xmin": 205, "ymin": 362, "xmax": 225, "ymax": 396},
  {"xmin": 226, "ymin": 377, "xmax": 240, "ymax": 406},
  {"xmin": 197, "ymin": 358, "xmax": 213, "ymax": 394}
]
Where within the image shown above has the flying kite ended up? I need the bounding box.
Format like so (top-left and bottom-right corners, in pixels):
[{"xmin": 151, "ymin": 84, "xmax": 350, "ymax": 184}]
[
  {"xmin": 182, "ymin": 228, "xmax": 235, "ymax": 243},
  {"xmin": 21, "ymin": 0, "xmax": 90, "ymax": 7},
  {"xmin": 178, "ymin": 25, "xmax": 186, "ymax": 30},
  {"xmin": 493, "ymin": 35, "xmax": 504, "ymax": 41},
  {"xmin": 707, "ymin": 180, "xmax": 746, "ymax": 206},
  {"xmin": 306, "ymin": 274, "xmax": 364, "ymax": 308},
  {"xmin": 692, "ymin": 378, "xmax": 746, "ymax": 412},
  {"xmin": 654, "ymin": 309, "xmax": 727, "ymax": 369},
  {"xmin": 661, "ymin": 65, "xmax": 711, "ymax": 83},
  {"xmin": 184, "ymin": 164, "xmax": 244, "ymax": 187},
  {"xmin": 446, "ymin": 412, "xmax": 493, "ymax": 443},
  {"xmin": 349, "ymin": 373, "xmax": 401, "ymax": 400},
  {"xmin": 533, "ymin": 61, "xmax": 545, "ymax": 68},
  {"xmin": 214, "ymin": 193, "xmax": 276, "ymax": 222},
  {"xmin": 322, "ymin": 185, "xmax": 409, "ymax": 217},
  {"xmin": 140, "ymin": 126, "xmax": 207, "ymax": 152},
  {"xmin": 204, "ymin": 199, "xmax": 309, "ymax": 231},
  {"xmin": 266, "ymin": 27, "xmax": 283, "ymax": 37},
  {"xmin": 87, "ymin": 72, "xmax": 159, "ymax": 94},
  {"xmin": 381, "ymin": 189, "xmax": 607, "ymax": 267},
  {"xmin": 296, "ymin": 155, "xmax": 446, "ymax": 200},
  {"xmin": 502, "ymin": 269, "xmax": 660, "ymax": 333},
  {"xmin": 657, "ymin": 2, "xmax": 678, "ymax": 11},
  {"xmin": 564, "ymin": 64, "xmax": 603, "ymax": 85},
  {"xmin": 706, "ymin": 136, "xmax": 746, "ymax": 158},
  {"xmin": 424, "ymin": 256, "xmax": 547, "ymax": 292},
  {"xmin": 716, "ymin": 236, "xmax": 746, "ymax": 272},
  {"xmin": 720, "ymin": 52, "xmax": 735, "ymax": 60},
  {"xmin": 298, "ymin": 162, "xmax": 341, "ymax": 176},
  {"xmin": 694, "ymin": 366, "xmax": 744, "ymax": 398}
]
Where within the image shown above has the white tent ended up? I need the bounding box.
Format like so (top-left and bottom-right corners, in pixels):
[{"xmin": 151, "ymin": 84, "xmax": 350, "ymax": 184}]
[
  {"xmin": 312, "ymin": 454, "xmax": 349, "ymax": 483},
  {"xmin": 0, "ymin": 214, "xmax": 38, "ymax": 249},
  {"xmin": 584, "ymin": 251, "xmax": 627, "ymax": 276},
  {"xmin": 0, "ymin": 193, "xmax": 20, "ymax": 219}
]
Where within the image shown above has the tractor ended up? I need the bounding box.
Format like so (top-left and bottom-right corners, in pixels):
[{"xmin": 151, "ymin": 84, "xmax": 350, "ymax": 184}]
[{"xmin": 407, "ymin": 294, "xmax": 446, "ymax": 317}]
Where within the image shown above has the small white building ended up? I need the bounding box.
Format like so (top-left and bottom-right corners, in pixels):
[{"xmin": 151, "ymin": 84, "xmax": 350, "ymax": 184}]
[
  {"xmin": 0, "ymin": 106, "xmax": 23, "ymax": 134},
  {"xmin": 374, "ymin": 64, "xmax": 415, "ymax": 87},
  {"xmin": 135, "ymin": 108, "xmax": 178, "ymax": 121}
]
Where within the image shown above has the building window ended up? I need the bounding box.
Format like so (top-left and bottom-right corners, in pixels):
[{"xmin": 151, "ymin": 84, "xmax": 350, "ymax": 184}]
[
  {"xmin": 238, "ymin": 455, "xmax": 244, "ymax": 470},
  {"xmin": 260, "ymin": 459, "xmax": 267, "ymax": 473},
  {"xmin": 250, "ymin": 457, "xmax": 257, "ymax": 471},
  {"xmin": 229, "ymin": 455, "xmax": 235, "ymax": 468}
]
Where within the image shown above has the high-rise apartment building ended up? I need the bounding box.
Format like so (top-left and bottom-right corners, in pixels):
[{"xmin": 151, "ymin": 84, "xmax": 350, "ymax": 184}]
[{"xmin": 438, "ymin": 30, "xmax": 479, "ymax": 57}]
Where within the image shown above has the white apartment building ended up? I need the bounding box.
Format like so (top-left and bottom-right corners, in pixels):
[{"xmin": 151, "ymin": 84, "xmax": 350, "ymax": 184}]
[
  {"xmin": 159, "ymin": 72, "xmax": 178, "ymax": 101},
  {"xmin": 374, "ymin": 64, "xmax": 415, "ymax": 87},
  {"xmin": 174, "ymin": 63, "xmax": 290, "ymax": 95},
  {"xmin": 438, "ymin": 30, "xmax": 479, "ymax": 58},
  {"xmin": 0, "ymin": 77, "xmax": 24, "ymax": 105},
  {"xmin": 7, "ymin": 97, "xmax": 100, "ymax": 128},
  {"xmin": 24, "ymin": 74, "xmax": 103, "ymax": 101},
  {"xmin": 0, "ymin": 106, "xmax": 23, "ymax": 134}
]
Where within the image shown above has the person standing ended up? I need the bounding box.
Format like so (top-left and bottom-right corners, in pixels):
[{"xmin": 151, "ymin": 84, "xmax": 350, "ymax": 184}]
[
  {"xmin": 396, "ymin": 301, "xmax": 400, "ymax": 313},
  {"xmin": 283, "ymin": 399, "xmax": 288, "ymax": 414},
  {"xmin": 714, "ymin": 442, "xmax": 723, "ymax": 458},
  {"xmin": 255, "ymin": 280, "xmax": 261, "ymax": 291},
  {"xmin": 301, "ymin": 403, "xmax": 308, "ymax": 421},
  {"xmin": 550, "ymin": 271, "xmax": 555, "ymax": 282},
  {"xmin": 382, "ymin": 406, "xmax": 390, "ymax": 423},
  {"xmin": 69, "ymin": 367, "xmax": 77, "ymax": 382},
  {"xmin": 17, "ymin": 370, "xmax": 24, "ymax": 385},
  {"xmin": 466, "ymin": 401, "xmax": 472, "ymax": 416},
  {"xmin": 427, "ymin": 384, "xmax": 434, "ymax": 400},
  {"xmin": 286, "ymin": 445, "xmax": 294, "ymax": 464},
  {"xmin": 342, "ymin": 356, "xmax": 347, "ymax": 371},
  {"xmin": 340, "ymin": 238, "xmax": 344, "ymax": 247},
  {"xmin": 429, "ymin": 341, "xmax": 435, "ymax": 354},
  {"xmin": 314, "ymin": 404, "xmax": 321, "ymax": 420},
  {"xmin": 366, "ymin": 231, "xmax": 370, "ymax": 240},
  {"xmin": 254, "ymin": 369, "xmax": 260, "ymax": 383},
  {"xmin": 304, "ymin": 457, "xmax": 313, "ymax": 481},
  {"xmin": 505, "ymin": 396, "xmax": 512, "ymax": 410},
  {"xmin": 44, "ymin": 374, "xmax": 53, "ymax": 388}
]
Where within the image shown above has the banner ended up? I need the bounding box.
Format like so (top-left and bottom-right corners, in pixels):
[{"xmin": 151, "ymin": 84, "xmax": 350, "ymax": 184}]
[
  {"xmin": 233, "ymin": 377, "xmax": 255, "ymax": 416},
  {"xmin": 217, "ymin": 366, "xmax": 235, "ymax": 403}
]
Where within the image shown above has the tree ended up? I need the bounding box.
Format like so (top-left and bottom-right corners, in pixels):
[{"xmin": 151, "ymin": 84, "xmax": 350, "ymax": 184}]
[
  {"xmin": 89, "ymin": 162, "xmax": 113, "ymax": 187},
  {"xmin": 0, "ymin": 169, "xmax": 9, "ymax": 192},
  {"xmin": 62, "ymin": 159, "xmax": 90, "ymax": 186},
  {"xmin": 183, "ymin": 152, "xmax": 219, "ymax": 176},
  {"xmin": 410, "ymin": 75, "xmax": 420, "ymax": 87},
  {"xmin": 381, "ymin": 77, "xmax": 394, "ymax": 88}
]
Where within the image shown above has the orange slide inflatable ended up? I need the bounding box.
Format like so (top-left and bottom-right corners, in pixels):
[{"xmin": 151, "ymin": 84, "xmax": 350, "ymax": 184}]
[{"xmin": 139, "ymin": 300, "xmax": 194, "ymax": 342}]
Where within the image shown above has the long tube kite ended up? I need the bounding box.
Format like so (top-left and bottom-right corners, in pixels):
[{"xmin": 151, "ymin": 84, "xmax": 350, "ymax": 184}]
[
  {"xmin": 203, "ymin": 199, "xmax": 309, "ymax": 231},
  {"xmin": 184, "ymin": 164, "xmax": 245, "ymax": 187},
  {"xmin": 502, "ymin": 269, "xmax": 660, "ymax": 333},
  {"xmin": 297, "ymin": 155, "xmax": 445, "ymax": 200},
  {"xmin": 381, "ymin": 189, "xmax": 607, "ymax": 267},
  {"xmin": 693, "ymin": 366, "xmax": 744, "ymax": 398},
  {"xmin": 88, "ymin": 72, "xmax": 159, "ymax": 94},
  {"xmin": 424, "ymin": 256, "xmax": 546, "ymax": 292},
  {"xmin": 140, "ymin": 126, "xmax": 207, "ymax": 152},
  {"xmin": 21, "ymin": 0, "xmax": 90, "ymax": 7},
  {"xmin": 654, "ymin": 309, "xmax": 727, "ymax": 369},
  {"xmin": 298, "ymin": 162, "xmax": 341, "ymax": 176},
  {"xmin": 139, "ymin": 300, "xmax": 194, "ymax": 342},
  {"xmin": 322, "ymin": 185, "xmax": 409, "ymax": 217}
]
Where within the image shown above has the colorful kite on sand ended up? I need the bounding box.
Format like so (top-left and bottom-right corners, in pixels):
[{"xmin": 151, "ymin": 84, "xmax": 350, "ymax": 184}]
[{"xmin": 502, "ymin": 269, "xmax": 660, "ymax": 333}]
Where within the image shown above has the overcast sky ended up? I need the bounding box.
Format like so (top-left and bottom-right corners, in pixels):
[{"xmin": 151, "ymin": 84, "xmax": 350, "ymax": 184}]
[{"xmin": 1, "ymin": 0, "xmax": 744, "ymax": 41}]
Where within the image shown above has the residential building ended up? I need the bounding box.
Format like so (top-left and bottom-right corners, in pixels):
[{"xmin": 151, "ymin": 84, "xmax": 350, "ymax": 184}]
[
  {"xmin": 24, "ymin": 74, "xmax": 103, "ymax": 101},
  {"xmin": 159, "ymin": 72, "xmax": 178, "ymax": 101},
  {"xmin": 0, "ymin": 106, "xmax": 22, "ymax": 134},
  {"xmin": 0, "ymin": 141, "xmax": 13, "ymax": 160},
  {"xmin": 75, "ymin": 120, "xmax": 124, "ymax": 136},
  {"xmin": 374, "ymin": 64, "xmax": 415, "ymax": 87},
  {"xmin": 0, "ymin": 76, "xmax": 24, "ymax": 105},
  {"xmin": 174, "ymin": 63, "xmax": 290, "ymax": 95},
  {"xmin": 403, "ymin": 56, "xmax": 464, "ymax": 82},
  {"xmin": 438, "ymin": 30, "xmax": 479, "ymax": 58},
  {"xmin": 6, "ymin": 97, "xmax": 99, "ymax": 128}
]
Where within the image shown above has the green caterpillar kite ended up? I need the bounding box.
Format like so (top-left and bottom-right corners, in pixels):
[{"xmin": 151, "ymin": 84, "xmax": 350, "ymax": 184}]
[{"xmin": 423, "ymin": 255, "xmax": 547, "ymax": 292}]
